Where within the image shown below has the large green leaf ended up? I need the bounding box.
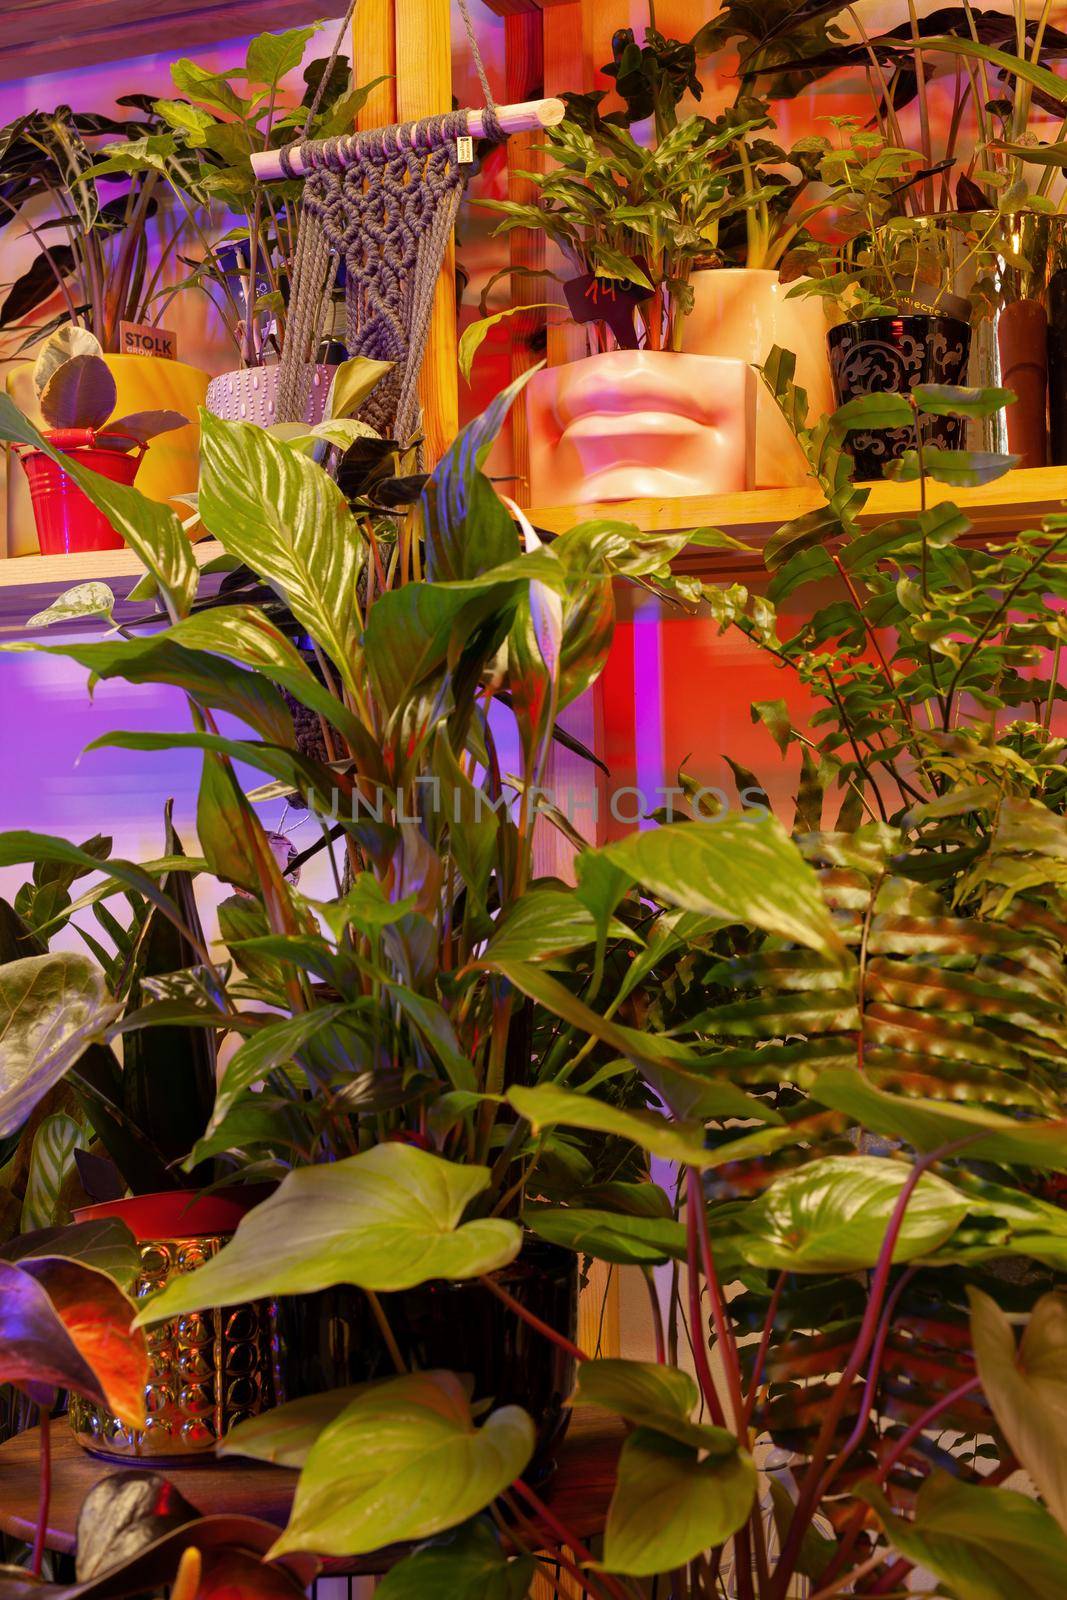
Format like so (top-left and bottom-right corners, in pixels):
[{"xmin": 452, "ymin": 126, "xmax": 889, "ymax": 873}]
[
  {"xmin": 134, "ymin": 1144, "xmax": 522, "ymax": 1324},
  {"xmin": 484, "ymin": 890, "xmax": 601, "ymax": 963},
  {"xmin": 0, "ymin": 394, "xmax": 196, "ymax": 616},
  {"xmin": 970, "ymin": 1289, "xmax": 1067, "ymax": 1535},
  {"xmin": 197, "ymin": 411, "xmax": 362, "ymax": 693},
  {"xmin": 220, "ymin": 1387, "xmax": 369, "ymax": 1468},
  {"xmin": 596, "ymin": 818, "xmax": 846, "ymax": 959},
  {"xmin": 269, "ymin": 1371, "xmax": 534, "ymax": 1558},
  {"xmin": 603, "ymin": 1429, "xmax": 756, "ymax": 1577},
  {"xmin": 0, "ymin": 953, "xmax": 119, "ymax": 1137},
  {"xmin": 861, "ymin": 1473, "xmax": 1067, "ymax": 1600},
  {"xmin": 245, "ymin": 24, "xmax": 318, "ymax": 84},
  {"xmin": 811, "ymin": 1068, "xmax": 1067, "ymax": 1171},
  {"xmin": 737, "ymin": 1155, "xmax": 968, "ymax": 1272},
  {"xmin": 374, "ymin": 1521, "xmax": 534, "ymax": 1600},
  {"xmin": 418, "ymin": 372, "xmax": 528, "ymax": 583},
  {"xmin": 508, "ymin": 1083, "xmax": 770, "ymax": 1169},
  {"xmin": 572, "ymin": 1358, "xmax": 734, "ymax": 1452}
]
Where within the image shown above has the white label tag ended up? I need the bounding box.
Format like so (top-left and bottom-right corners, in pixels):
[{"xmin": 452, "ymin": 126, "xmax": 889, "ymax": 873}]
[{"xmin": 456, "ymin": 134, "xmax": 474, "ymax": 164}]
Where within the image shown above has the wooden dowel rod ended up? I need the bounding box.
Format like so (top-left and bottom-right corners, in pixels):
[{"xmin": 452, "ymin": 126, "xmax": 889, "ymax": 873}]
[{"xmin": 250, "ymin": 97, "xmax": 565, "ymax": 180}]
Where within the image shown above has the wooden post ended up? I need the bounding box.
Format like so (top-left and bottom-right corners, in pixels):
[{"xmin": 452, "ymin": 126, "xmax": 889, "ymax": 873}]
[{"xmin": 504, "ymin": 8, "xmax": 546, "ymax": 503}]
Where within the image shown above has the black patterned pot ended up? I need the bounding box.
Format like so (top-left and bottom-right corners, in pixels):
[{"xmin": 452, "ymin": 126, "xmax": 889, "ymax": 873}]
[
  {"xmin": 827, "ymin": 314, "xmax": 971, "ymax": 479},
  {"xmin": 275, "ymin": 1236, "xmax": 579, "ymax": 1476}
]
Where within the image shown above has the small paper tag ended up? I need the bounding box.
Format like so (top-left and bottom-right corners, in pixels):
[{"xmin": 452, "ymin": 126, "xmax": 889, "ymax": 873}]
[
  {"xmin": 119, "ymin": 320, "xmax": 178, "ymax": 361},
  {"xmin": 456, "ymin": 134, "xmax": 474, "ymax": 164}
]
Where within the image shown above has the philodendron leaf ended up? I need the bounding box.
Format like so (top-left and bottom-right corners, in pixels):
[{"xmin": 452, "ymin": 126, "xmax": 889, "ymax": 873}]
[
  {"xmin": 811, "ymin": 1068, "xmax": 1067, "ymax": 1171},
  {"xmin": 603, "ymin": 1428, "xmax": 756, "ymax": 1578},
  {"xmin": 0, "ymin": 1257, "xmax": 147, "ymax": 1426},
  {"xmin": 524, "ymin": 1204, "xmax": 687, "ymax": 1266},
  {"xmin": 572, "ymin": 1359, "xmax": 734, "ymax": 1453},
  {"xmin": 375, "ymin": 1520, "xmax": 534, "ymax": 1600},
  {"xmin": 737, "ymin": 1155, "xmax": 967, "ymax": 1272},
  {"xmin": 221, "ymin": 1387, "xmax": 369, "ymax": 1468},
  {"xmin": 596, "ymin": 817, "xmax": 846, "ymax": 960},
  {"xmin": 0, "ymin": 952, "xmax": 119, "ymax": 1137},
  {"xmin": 860, "ymin": 1473, "xmax": 1067, "ymax": 1600},
  {"xmin": 970, "ymin": 1288, "xmax": 1067, "ymax": 1535},
  {"xmin": 269, "ymin": 1371, "xmax": 534, "ymax": 1558},
  {"xmin": 134, "ymin": 1144, "xmax": 522, "ymax": 1325}
]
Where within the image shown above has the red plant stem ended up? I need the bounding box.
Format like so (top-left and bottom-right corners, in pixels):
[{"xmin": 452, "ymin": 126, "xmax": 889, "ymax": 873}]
[
  {"xmin": 32, "ymin": 1407, "xmax": 51, "ymax": 1578},
  {"xmin": 879, "ymin": 1374, "xmax": 982, "ymax": 1482},
  {"xmin": 820, "ymin": 1267, "xmax": 918, "ymax": 1499},
  {"xmin": 685, "ymin": 1185, "xmax": 727, "ymax": 1428},
  {"xmin": 512, "ymin": 1477, "xmax": 631, "ymax": 1600},
  {"xmin": 480, "ymin": 1274, "xmax": 591, "ymax": 1366},
  {"xmin": 500, "ymin": 1494, "xmax": 610, "ymax": 1600},
  {"xmin": 643, "ymin": 1267, "xmax": 666, "ymax": 1364},
  {"xmin": 742, "ymin": 1271, "xmax": 787, "ymax": 1428},
  {"xmin": 866, "ymin": 1555, "xmax": 912, "ymax": 1595},
  {"xmin": 689, "ymin": 1173, "xmax": 746, "ymax": 1434}
]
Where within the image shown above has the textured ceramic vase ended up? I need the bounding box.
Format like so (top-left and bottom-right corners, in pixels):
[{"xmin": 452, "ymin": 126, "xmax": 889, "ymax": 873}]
[
  {"xmin": 684, "ymin": 268, "xmax": 834, "ymax": 487},
  {"xmin": 68, "ymin": 1192, "xmax": 278, "ymax": 1463},
  {"xmin": 526, "ymin": 350, "xmax": 755, "ymax": 505},
  {"xmin": 205, "ymin": 363, "xmax": 333, "ymax": 427}
]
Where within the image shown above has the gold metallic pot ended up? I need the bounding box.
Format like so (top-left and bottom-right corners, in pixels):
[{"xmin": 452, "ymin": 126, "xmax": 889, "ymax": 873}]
[{"xmin": 68, "ymin": 1191, "xmax": 278, "ymax": 1463}]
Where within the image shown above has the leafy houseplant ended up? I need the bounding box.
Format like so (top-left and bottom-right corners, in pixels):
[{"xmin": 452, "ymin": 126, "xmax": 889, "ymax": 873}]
[{"xmin": 16, "ymin": 328, "xmax": 187, "ymax": 555}]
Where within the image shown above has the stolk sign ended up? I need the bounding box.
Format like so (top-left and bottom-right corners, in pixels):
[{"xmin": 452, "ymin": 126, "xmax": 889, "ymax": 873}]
[{"xmin": 118, "ymin": 320, "xmax": 179, "ymax": 361}]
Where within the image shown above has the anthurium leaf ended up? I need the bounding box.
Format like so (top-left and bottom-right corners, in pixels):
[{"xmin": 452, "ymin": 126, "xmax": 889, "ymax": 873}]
[
  {"xmin": 269, "ymin": 1371, "xmax": 535, "ymax": 1558},
  {"xmin": 572, "ymin": 1358, "xmax": 734, "ymax": 1453},
  {"xmin": 860, "ymin": 1472, "xmax": 1067, "ymax": 1600},
  {"xmin": 0, "ymin": 1257, "xmax": 147, "ymax": 1426},
  {"xmin": 197, "ymin": 411, "xmax": 363, "ymax": 692},
  {"xmin": 603, "ymin": 1428, "xmax": 756, "ymax": 1577},
  {"xmin": 0, "ymin": 953, "xmax": 119, "ymax": 1137},
  {"xmin": 0, "ymin": 395, "xmax": 197, "ymax": 616},
  {"xmin": 738, "ymin": 1155, "xmax": 968, "ymax": 1272},
  {"xmin": 221, "ymin": 1387, "xmax": 369, "ymax": 1468},
  {"xmin": 811, "ymin": 1068, "xmax": 1067, "ymax": 1171},
  {"xmin": 509, "ymin": 1083, "xmax": 755, "ymax": 1169},
  {"xmin": 524, "ymin": 1203, "xmax": 687, "ymax": 1266},
  {"xmin": 39, "ymin": 354, "xmax": 116, "ymax": 430},
  {"xmin": 2, "ymin": 1217, "xmax": 138, "ymax": 1292},
  {"xmin": 970, "ymin": 1288, "xmax": 1067, "ymax": 1535},
  {"xmin": 375, "ymin": 1520, "xmax": 534, "ymax": 1600},
  {"xmin": 134, "ymin": 1144, "xmax": 522, "ymax": 1325},
  {"xmin": 596, "ymin": 817, "xmax": 845, "ymax": 959}
]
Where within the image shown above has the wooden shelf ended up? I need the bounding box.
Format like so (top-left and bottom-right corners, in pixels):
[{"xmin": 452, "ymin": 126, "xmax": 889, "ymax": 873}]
[
  {"xmin": 0, "ymin": 540, "xmax": 224, "ymax": 638},
  {"xmin": 530, "ymin": 464, "xmax": 1067, "ymax": 580}
]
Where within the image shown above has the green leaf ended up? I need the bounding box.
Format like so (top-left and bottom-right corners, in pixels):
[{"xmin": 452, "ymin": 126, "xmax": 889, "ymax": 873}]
[
  {"xmin": 483, "ymin": 890, "xmax": 600, "ymax": 963},
  {"xmin": 25, "ymin": 582, "xmax": 115, "ymax": 630},
  {"xmin": 206, "ymin": 1005, "xmax": 348, "ymax": 1136},
  {"xmin": 0, "ymin": 396, "xmax": 197, "ymax": 617},
  {"xmin": 325, "ymin": 357, "xmax": 393, "ymax": 420},
  {"xmin": 811, "ymin": 1068, "xmax": 1067, "ymax": 1171},
  {"xmin": 573, "ymin": 1358, "xmax": 733, "ymax": 1452},
  {"xmin": 134, "ymin": 1144, "xmax": 522, "ymax": 1324},
  {"xmin": 375, "ymin": 1522, "xmax": 534, "ymax": 1600},
  {"xmin": 603, "ymin": 1429, "xmax": 756, "ymax": 1577},
  {"xmin": 21, "ymin": 1112, "xmax": 88, "ymax": 1231},
  {"xmin": 832, "ymin": 392, "xmax": 915, "ymax": 432},
  {"xmin": 970, "ymin": 1288, "xmax": 1067, "ymax": 1535},
  {"xmin": 738, "ymin": 1155, "xmax": 968, "ymax": 1272},
  {"xmin": 887, "ymin": 448, "xmax": 1018, "ymax": 487},
  {"xmin": 245, "ymin": 25, "xmax": 319, "ymax": 86},
  {"xmin": 860, "ymin": 1473, "xmax": 1067, "ymax": 1600},
  {"xmin": 269, "ymin": 1371, "xmax": 534, "ymax": 1558},
  {"xmin": 918, "ymin": 36, "xmax": 1067, "ymax": 115},
  {"xmin": 597, "ymin": 817, "xmax": 845, "ymax": 960},
  {"xmin": 197, "ymin": 411, "xmax": 362, "ymax": 694},
  {"xmin": 220, "ymin": 1386, "xmax": 369, "ymax": 1468},
  {"xmin": 524, "ymin": 1203, "xmax": 687, "ymax": 1266},
  {"xmin": 458, "ymin": 306, "xmax": 555, "ymax": 383},
  {"xmin": 508, "ymin": 1084, "xmax": 765, "ymax": 1169},
  {"xmin": 171, "ymin": 57, "xmax": 248, "ymax": 116},
  {"xmin": 0, "ymin": 953, "xmax": 119, "ymax": 1137},
  {"xmin": 913, "ymin": 384, "xmax": 1016, "ymax": 419},
  {"xmin": 1, "ymin": 1217, "xmax": 138, "ymax": 1292}
]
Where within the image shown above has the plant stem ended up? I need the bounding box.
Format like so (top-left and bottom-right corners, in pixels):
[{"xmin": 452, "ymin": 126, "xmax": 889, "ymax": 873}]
[
  {"xmin": 742, "ymin": 1271, "xmax": 786, "ymax": 1427},
  {"xmin": 643, "ymin": 1266, "xmax": 666, "ymax": 1363},
  {"xmin": 879, "ymin": 1374, "xmax": 982, "ymax": 1481},
  {"xmin": 481, "ymin": 1273, "xmax": 591, "ymax": 1365},
  {"xmin": 32, "ymin": 1406, "xmax": 51, "ymax": 1578},
  {"xmin": 684, "ymin": 1182, "xmax": 728, "ymax": 1428},
  {"xmin": 366, "ymin": 1290, "xmax": 407, "ymax": 1373},
  {"xmin": 512, "ymin": 1478, "xmax": 632, "ymax": 1600}
]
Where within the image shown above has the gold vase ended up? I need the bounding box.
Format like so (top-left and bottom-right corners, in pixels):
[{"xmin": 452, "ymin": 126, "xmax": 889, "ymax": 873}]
[{"xmin": 69, "ymin": 1193, "xmax": 278, "ymax": 1462}]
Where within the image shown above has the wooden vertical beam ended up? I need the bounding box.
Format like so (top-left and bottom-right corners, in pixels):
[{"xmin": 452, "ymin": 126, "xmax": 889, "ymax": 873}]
[
  {"xmin": 353, "ymin": 0, "xmax": 397, "ymax": 129},
  {"xmin": 542, "ymin": 1, "xmax": 588, "ymax": 368},
  {"xmin": 504, "ymin": 8, "xmax": 546, "ymax": 502}
]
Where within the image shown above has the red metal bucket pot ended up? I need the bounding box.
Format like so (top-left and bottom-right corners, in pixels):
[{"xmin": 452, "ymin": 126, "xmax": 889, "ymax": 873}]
[{"xmin": 20, "ymin": 429, "xmax": 143, "ymax": 555}]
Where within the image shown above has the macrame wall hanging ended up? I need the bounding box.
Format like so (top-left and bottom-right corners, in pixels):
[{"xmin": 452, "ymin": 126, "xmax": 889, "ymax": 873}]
[{"xmin": 252, "ymin": 0, "xmax": 563, "ymax": 445}]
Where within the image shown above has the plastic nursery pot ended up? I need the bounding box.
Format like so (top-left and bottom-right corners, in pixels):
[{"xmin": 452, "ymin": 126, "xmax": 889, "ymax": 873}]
[
  {"xmin": 275, "ymin": 1235, "xmax": 580, "ymax": 1479},
  {"xmin": 19, "ymin": 430, "xmax": 142, "ymax": 556},
  {"xmin": 69, "ymin": 1189, "xmax": 279, "ymax": 1464},
  {"xmin": 827, "ymin": 314, "xmax": 971, "ymax": 480}
]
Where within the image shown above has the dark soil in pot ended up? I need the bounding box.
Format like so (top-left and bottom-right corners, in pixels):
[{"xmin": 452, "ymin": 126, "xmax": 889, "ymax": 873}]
[
  {"xmin": 827, "ymin": 314, "xmax": 971, "ymax": 479},
  {"xmin": 275, "ymin": 1236, "xmax": 579, "ymax": 1477}
]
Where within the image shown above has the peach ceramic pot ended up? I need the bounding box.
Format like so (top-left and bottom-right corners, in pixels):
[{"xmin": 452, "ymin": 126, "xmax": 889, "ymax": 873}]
[
  {"xmin": 6, "ymin": 354, "xmax": 208, "ymax": 558},
  {"xmin": 526, "ymin": 349, "xmax": 756, "ymax": 506},
  {"xmin": 684, "ymin": 269, "xmax": 834, "ymax": 488}
]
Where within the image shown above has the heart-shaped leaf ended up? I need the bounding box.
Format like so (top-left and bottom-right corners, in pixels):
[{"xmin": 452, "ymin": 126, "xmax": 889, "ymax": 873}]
[
  {"xmin": 220, "ymin": 1387, "xmax": 368, "ymax": 1469},
  {"xmin": 573, "ymin": 1359, "xmax": 734, "ymax": 1453},
  {"xmin": 603, "ymin": 1428, "xmax": 756, "ymax": 1577},
  {"xmin": 374, "ymin": 1521, "xmax": 534, "ymax": 1600},
  {"xmin": 0, "ymin": 953, "xmax": 119, "ymax": 1137},
  {"xmin": 134, "ymin": 1144, "xmax": 522, "ymax": 1325},
  {"xmin": 269, "ymin": 1371, "xmax": 534, "ymax": 1558}
]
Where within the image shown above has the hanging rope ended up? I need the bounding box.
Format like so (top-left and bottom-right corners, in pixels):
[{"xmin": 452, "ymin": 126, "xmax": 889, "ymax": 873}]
[{"xmin": 274, "ymin": 0, "xmax": 505, "ymax": 440}]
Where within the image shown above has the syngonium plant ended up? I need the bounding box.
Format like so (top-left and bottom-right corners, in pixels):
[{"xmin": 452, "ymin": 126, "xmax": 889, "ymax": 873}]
[{"xmin": 0, "ymin": 363, "xmax": 1066, "ymax": 1593}]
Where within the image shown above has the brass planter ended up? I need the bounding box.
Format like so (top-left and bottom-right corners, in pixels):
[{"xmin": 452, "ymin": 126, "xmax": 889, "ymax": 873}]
[{"xmin": 69, "ymin": 1192, "xmax": 278, "ymax": 1463}]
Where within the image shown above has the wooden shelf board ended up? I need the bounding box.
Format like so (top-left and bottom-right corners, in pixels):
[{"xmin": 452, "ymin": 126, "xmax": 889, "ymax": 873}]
[
  {"xmin": 0, "ymin": 540, "xmax": 224, "ymax": 638},
  {"xmin": 530, "ymin": 464, "xmax": 1067, "ymax": 578}
]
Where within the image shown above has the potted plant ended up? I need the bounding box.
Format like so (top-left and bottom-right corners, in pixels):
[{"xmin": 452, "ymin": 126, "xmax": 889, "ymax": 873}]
[
  {"xmin": 15, "ymin": 329, "xmax": 187, "ymax": 555},
  {"xmin": 89, "ymin": 26, "xmax": 381, "ymax": 430}
]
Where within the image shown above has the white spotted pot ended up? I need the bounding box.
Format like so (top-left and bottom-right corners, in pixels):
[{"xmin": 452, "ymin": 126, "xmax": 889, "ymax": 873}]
[{"xmin": 205, "ymin": 363, "xmax": 333, "ymax": 427}]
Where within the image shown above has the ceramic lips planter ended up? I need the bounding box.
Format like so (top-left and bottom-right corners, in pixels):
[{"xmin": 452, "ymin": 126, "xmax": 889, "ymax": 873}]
[
  {"xmin": 68, "ymin": 1191, "xmax": 279, "ymax": 1464},
  {"xmin": 525, "ymin": 350, "xmax": 756, "ymax": 506},
  {"xmin": 20, "ymin": 432, "xmax": 141, "ymax": 555},
  {"xmin": 206, "ymin": 363, "xmax": 334, "ymax": 427},
  {"xmin": 685, "ymin": 268, "xmax": 835, "ymax": 488},
  {"xmin": 827, "ymin": 314, "xmax": 971, "ymax": 479}
]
